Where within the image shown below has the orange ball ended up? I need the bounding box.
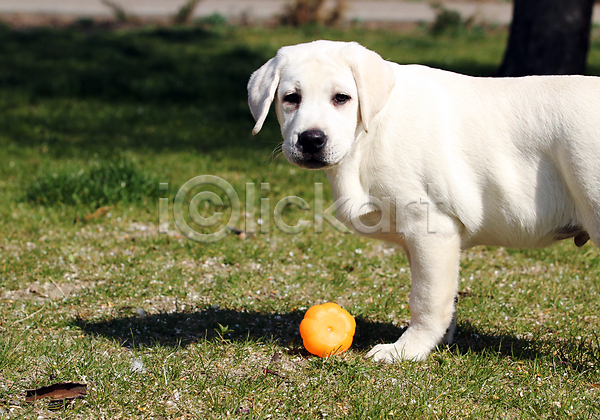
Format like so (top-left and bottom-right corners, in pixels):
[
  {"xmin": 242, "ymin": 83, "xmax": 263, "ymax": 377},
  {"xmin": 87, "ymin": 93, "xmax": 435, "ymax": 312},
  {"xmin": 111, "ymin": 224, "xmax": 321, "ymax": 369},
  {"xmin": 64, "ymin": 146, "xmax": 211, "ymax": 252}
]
[{"xmin": 299, "ymin": 302, "xmax": 356, "ymax": 357}]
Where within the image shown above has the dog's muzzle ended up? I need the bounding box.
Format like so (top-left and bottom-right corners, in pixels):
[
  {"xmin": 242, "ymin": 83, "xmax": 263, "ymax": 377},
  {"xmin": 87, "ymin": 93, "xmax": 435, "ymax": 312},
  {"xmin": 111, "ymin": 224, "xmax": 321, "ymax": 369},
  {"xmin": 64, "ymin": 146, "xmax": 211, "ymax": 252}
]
[{"xmin": 296, "ymin": 129, "xmax": 328, "ymax": 169}]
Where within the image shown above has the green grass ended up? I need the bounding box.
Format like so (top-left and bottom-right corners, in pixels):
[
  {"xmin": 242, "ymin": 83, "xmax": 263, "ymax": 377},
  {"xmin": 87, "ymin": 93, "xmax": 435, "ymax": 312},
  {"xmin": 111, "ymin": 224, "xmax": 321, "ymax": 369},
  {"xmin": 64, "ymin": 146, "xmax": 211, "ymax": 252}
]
[
  {"xmin": 25, "ymin": 156, "xmax": 160, "ymax": 207},
  {"xmin": 1, "ymin": 22, "xmax": 600, "ymax": 418}
]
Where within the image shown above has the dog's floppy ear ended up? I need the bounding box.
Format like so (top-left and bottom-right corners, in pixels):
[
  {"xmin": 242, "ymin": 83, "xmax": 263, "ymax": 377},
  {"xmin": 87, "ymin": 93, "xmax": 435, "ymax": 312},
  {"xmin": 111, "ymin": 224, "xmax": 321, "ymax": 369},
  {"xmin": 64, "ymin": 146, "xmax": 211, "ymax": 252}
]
[
  {"xmin": 345, "ymin": 42, "xmax": 396, "ymax": 133},
  {"xmin": 248, "ymin": 55, "xmax": 284, "ymax": 135}
]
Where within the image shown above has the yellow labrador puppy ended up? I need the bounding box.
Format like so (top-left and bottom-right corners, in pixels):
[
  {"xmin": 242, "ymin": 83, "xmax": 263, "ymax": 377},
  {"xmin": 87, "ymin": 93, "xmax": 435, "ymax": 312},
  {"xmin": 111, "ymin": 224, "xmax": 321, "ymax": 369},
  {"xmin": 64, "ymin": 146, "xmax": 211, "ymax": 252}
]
[{"xmin": 247, "ymin": 40, "xmax": 599, "ymax": 362}]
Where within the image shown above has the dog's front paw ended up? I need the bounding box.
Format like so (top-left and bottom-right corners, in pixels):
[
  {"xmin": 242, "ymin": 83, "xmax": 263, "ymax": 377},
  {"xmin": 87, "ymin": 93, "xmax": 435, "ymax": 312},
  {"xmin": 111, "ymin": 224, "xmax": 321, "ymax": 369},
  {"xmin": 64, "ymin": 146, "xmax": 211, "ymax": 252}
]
[
  {"xmin": 366, "ymin": 343, "xmax": 402, "ymax": 363},
  {"xmin": 366, "ymin": 342, "xmax": 430, "ymax": 363},
  {"xmin": 366, "ymin": 330, "xmax": 436, "ymax": 363}
]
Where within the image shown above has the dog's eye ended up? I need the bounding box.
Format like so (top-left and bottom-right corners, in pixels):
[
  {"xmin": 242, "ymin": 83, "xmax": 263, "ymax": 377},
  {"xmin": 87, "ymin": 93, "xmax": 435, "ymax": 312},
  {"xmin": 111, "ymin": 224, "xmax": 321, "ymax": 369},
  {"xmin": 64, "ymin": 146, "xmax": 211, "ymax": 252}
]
[
  {"xmin": 283, "ymin": 93, "xmax": 301, "ymax": 105},
  {"xmin": 333, "ymin": 93, "xmax": 351, "ymax": 105}
]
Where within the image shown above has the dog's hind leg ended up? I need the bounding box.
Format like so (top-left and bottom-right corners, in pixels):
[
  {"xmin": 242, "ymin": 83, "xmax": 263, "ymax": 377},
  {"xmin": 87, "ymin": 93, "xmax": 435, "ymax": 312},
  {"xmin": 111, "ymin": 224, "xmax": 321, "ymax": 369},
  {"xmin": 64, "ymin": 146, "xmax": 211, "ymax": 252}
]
[
  {"xmin": 556, "ymin": 137, "xmax": 600, "ymax": 248},
  {"xmin": 442, "ymin": 306, "xmax": 457, "ymax": 344},
  {"xmin": 565, "ymin": 180, "xmax": 600, "ymax": 249},
  {"xmin": 367, "ymin": 230, "xmax": 461, "ymax": 362}
]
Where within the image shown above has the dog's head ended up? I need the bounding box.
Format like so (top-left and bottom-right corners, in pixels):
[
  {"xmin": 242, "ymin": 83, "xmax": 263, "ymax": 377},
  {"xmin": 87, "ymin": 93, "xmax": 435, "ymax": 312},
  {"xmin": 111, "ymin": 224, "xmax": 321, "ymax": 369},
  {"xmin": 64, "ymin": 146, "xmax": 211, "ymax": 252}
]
[{"xmin": 248, "ymin": 40, "xmax": 396, "ymax": 169}]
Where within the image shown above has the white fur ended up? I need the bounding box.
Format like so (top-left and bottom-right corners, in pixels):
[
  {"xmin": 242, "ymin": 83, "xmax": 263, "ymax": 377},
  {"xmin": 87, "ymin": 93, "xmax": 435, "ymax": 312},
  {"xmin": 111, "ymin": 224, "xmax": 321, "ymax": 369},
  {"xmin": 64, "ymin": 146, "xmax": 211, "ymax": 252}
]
[{"xmin": 248, "ymin": 40, "xmax": 600, "ymax": 362}]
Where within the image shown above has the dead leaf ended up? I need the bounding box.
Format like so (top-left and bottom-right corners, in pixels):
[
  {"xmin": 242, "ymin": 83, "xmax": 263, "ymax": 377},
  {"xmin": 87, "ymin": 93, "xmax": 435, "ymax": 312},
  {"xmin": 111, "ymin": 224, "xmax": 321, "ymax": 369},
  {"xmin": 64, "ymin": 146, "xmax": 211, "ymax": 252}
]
[
  {"xmin": 263, "ymin": 352, "xmax": 283, "ymax": 378},
  {"xmin": 25, "ymin": 382, "xmax": 87, "ymax": 403},
  {"xmin": 84, "ymin": 206, "xmax": 111, "ymax": 222},
  {"xmin": 263, "ymin": 368, "xmax": 283, "ymax": 377}
]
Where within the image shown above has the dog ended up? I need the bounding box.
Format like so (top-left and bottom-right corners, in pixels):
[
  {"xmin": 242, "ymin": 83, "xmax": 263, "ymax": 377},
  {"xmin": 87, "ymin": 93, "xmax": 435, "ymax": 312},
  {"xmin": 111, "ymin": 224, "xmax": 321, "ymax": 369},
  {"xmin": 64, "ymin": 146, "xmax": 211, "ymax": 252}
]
[{"xmin": 247, "ymin": 40, "xmax": 599, "ymax": 362}]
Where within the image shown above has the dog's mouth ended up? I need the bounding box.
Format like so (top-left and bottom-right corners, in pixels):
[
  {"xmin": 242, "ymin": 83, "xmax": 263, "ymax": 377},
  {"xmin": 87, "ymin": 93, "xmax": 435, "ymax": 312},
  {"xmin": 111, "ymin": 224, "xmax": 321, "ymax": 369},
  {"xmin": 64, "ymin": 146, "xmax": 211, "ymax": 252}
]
[
  {"xmin": 295, "ymin": 154, "xmax": 330, "ymax": 169},
  {"xmin": 284, "ymin": 146, "xmax": 332, "ymax": 169}
]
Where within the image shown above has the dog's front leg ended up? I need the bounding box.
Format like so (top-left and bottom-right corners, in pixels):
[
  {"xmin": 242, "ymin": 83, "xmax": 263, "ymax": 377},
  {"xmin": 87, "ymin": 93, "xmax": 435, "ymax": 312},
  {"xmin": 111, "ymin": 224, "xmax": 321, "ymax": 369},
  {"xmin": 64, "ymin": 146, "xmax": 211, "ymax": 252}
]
[{"xmin": 367, "ymin": 232, "xmax": 461, "ymax": 362}]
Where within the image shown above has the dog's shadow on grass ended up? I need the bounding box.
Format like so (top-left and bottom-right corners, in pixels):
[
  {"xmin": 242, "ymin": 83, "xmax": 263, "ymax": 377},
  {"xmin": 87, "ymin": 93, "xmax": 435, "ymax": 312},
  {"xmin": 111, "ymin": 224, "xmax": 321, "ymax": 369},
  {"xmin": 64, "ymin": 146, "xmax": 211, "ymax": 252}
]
[
  {"xmin": 74, "ymin": 306, "xmax": 403, "ymax": 352},
  {"xmin": 74, "ymin": 307, "xmax": 599, "ymax": 370}
]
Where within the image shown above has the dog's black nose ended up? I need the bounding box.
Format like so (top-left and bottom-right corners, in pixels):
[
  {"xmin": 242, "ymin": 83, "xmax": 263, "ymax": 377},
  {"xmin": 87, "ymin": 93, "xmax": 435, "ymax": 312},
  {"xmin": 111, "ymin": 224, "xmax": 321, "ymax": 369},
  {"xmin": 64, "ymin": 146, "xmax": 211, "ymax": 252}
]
[{"xmin": 298, "ymin": 130, "xmax": 327, "ymax": 154}]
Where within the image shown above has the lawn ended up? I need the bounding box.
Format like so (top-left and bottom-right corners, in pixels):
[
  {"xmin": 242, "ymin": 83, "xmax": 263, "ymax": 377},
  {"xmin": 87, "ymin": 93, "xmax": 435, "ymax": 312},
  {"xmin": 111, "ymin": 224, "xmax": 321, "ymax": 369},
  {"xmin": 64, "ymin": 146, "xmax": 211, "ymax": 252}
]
[{"xmin": 1, "ymin": 19, "xmax": 600, "ymax": 419}]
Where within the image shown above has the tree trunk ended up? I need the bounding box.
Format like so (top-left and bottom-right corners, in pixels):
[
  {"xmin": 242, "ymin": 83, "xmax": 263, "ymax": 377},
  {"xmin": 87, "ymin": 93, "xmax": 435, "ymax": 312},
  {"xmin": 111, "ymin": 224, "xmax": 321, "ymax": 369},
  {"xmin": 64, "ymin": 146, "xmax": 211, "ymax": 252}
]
[{"xmin": 497, "ymin": 0, "xmax": 594, "ymax": 76}]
